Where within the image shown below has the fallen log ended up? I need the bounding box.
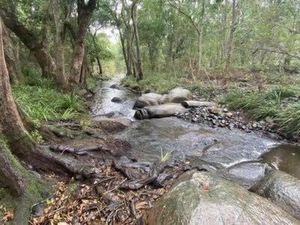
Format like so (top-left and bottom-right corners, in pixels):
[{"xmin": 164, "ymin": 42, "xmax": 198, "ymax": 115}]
[{"xmin": 181, "ymin": 100, "xmax": 217, "ymax": 108}]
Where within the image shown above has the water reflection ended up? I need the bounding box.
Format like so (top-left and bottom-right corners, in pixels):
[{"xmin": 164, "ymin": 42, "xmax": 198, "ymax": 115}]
[{"xmin": 262, "ymin": 144, "xmax": 300, "ymax": 179}]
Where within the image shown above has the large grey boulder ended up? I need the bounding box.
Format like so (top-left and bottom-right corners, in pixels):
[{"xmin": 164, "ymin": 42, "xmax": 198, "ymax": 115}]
[
  {"xmin": 252, "ymin": 170, "xmax": 300, "ymax": 220},
  {"xmin": 134, "ymin": 104, "xmax": 189, "ymax": 120},
  {"xmin": 166, "ymin": 87, "xmax": 192, "ymax": 103},
  {"xmin": 146, "ymin": 172, "xmax": 300, "ymax": 225},
  {"xmin": 133, "ymin": 93, "xmax": 164, "ymax": 109}
]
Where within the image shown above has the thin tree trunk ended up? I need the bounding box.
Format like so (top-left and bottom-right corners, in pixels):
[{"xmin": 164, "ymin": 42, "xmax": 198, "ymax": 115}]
[
  {"xmin": 225, "ymin": 0, "xmax": 238, "ymax": 71},
  {"xmin": 131, "ymin": 2, "xmax": 143, "ymax": 80},
  {"xmin": 91, "ymin": 32, "xmax": 103, "ymax": 75},
  {"xmin": 50, "ymin": 0, "xmax": 68, "ymax": 89},
  {"xmin": 127, "ymin": 31, "xmax": 134, "ymax": 76},
  {"xmin": 119, "ymin": 28, "xmax": 131, "ymax": 76},
  {"xmin": 96, "ymin": 56, "xmax": 103, "ymax": 75},
  {"xmin": 69, "ymin": 0, "xmax": 96, "ymax": 86},
  {"xmin": 222, "ymin": 0, "xmax": 229, "ymax": 63}
]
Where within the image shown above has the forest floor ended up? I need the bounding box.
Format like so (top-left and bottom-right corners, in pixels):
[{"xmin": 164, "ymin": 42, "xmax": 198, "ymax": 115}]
[
  {"xmin": 26, "ymin": 119, "xmax": 189, "ymax": 225},
  {"xmin": 0, "ymin": 77, "xmax": 187, "ymax": 225}
]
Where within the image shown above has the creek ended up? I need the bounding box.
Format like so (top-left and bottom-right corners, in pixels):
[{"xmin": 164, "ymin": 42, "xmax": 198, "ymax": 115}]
[{"xmin": 92, "ymin": 76, "xmax": 300, "ymax": 181}]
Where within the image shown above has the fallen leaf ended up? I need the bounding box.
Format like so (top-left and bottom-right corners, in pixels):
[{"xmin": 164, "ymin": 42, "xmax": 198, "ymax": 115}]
[{"xmin": 3, "ymin": 210, "xmax": 14, "ymax": 222}]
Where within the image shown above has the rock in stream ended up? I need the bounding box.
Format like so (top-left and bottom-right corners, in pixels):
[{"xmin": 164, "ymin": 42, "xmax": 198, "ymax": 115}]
[{"xmin": 252, "ymin": 170, "xmax": 300, "ymax": 220}]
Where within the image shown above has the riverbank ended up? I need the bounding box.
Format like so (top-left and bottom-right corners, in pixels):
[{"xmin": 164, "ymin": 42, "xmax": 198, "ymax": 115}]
[
  {"xmin": 122, "ymin": 72, "xmax": 300, "ymax": 142},
  {"xmin": 1, "ymin": 75, "xmax": 300, "ymax": 224}
]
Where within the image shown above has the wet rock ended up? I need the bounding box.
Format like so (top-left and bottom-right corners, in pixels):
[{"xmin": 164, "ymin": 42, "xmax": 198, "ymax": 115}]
[
  {"xmin": 252, "ymin": 170, "xmax": 300, "ymax": 220},
  {"xmin": 92, "ymin": 118, "xmax": 130, "ymax": 133},
  {"xmin": 110, "ymin": 84, "xmax": 120, "ymax": 89},
  {"xmin": 221, "ymin": 162, "xmax": 269, "ymax": 189},
  {"xmin": 113, "ymin": 156, "xmax": 158, "ymax": 190},
  {"xmin": 177, "ymin": 105, "xmax": 279, "ymax": 137},
  {"xmin": 133, "ymin": 93, "xmax": 164, "ymax": 109},
  {"xmin": 50, "ymin": 138, "xmax": 130, "ymax": 159},
  {"xmin": 166, "ymin": 87, "xmax": 192, "ymax": 103},
  {"xmin": 146, "ymin": 171, "xmax": 299, "ymax": 225},
  {"xmin": 111, "ymin": 97, "xmax": 123, "ymax": 103},
  {"xmin": 134, "ymin": 104, "xmax": 189, "ymax": 120}
]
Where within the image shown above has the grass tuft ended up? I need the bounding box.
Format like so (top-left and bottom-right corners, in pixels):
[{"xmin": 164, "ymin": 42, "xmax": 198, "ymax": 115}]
[
  {"xmin": 13, "ymin": 84, "xmax": 85, "ymax": 123},
  {"xmin": 222, "ymin": 86, "xmax": 300, "ymax": 136}
]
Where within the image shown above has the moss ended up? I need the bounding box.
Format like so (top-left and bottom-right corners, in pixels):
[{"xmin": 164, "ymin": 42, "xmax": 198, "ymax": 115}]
[{"xmin": 0, "ymin": 137, "xmax": 49, "ymax": 224}]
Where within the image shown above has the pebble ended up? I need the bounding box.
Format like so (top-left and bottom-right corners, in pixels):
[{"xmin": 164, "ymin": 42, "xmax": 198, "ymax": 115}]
[{"xmin": 177, "ymin": 105, "xmax": 277, "ymax": 136}]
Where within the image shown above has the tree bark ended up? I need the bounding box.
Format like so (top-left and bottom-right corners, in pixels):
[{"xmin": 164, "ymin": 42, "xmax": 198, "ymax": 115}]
[
  {"xmin": 0, "ymin": 141, "xmax": 26, "ymax": 196},
  {"xmin": 91, "ymin": 32, "xmax": 103, "ymax": 75},
  {"xmin": 3, "ymin": 25, "xmax": 22, "ymax": 84},
  {"xmin": 225, "ymin": 0, "xmax": 238, "ymax": 71},
  {"xmin": 69, "ymin": 0, "xmax": 96, "ymax": 86},
  {"xmin": 131, "ymin": 1, "xmax": 143, "ymax": 80},
  {"xmin": 119, "ymin": 27, "xmax": 132, "ymax": 76},
  {"xmin": 0, "ymin": 5, "xmax": 65, "ymax": 86},
  {"xmin": 50, "ymin": 0, "xmax": 68, "ymax": 89}
]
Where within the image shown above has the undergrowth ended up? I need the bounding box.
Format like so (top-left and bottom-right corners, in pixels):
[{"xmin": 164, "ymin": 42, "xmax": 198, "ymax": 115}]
[
  {"xmin": 122, "ymin": 73, "xmax": 183, "ymax": 93},
  {"xmin": 222, "ymin": 86, "xmax": 300, "ymax": 137},
  {"xmin": 13, "ymin": 78, "xmax": 85, "ymax": 123}
]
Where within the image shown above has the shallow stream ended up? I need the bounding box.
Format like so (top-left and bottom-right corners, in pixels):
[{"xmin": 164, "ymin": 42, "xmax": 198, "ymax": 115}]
[{"xmin": 92, "ymin": 76, "xmax": 300, "ymax": 180}]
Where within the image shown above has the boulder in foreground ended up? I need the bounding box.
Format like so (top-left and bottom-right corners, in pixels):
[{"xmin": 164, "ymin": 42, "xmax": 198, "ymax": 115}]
[
  {"xmin": 252, "ymin": 170, "xmax": 300, "ymax": 220},
  {"xmin": 146, "ymin": 172, "xmax": 299, "ymax": 225}
]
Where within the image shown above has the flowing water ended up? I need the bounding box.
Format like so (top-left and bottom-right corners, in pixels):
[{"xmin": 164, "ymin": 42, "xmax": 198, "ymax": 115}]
[{"xmin": 92, "ymin": 76, "xmax": 300, "ymax": 179}]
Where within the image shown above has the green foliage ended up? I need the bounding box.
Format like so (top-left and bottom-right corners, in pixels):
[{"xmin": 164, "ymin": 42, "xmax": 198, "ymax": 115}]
[
  {"xmin": 222, "ymin": 86, "xmax": 300, "ymax": 136},
  {"xmin": 30, "ymin": 130, "xmax": 44, "ymax": 144},
  {"xmin": 160, "ymin": 148, "xmax": 173, "ymax": 162},
  {"xmin": 13, "ymin": 83, "xmax": 85, "ymax": 123},
  {"xmin": 87, "ymin": 33, "xmax": 114, "ymax": 62},
  {"xmin": 23, "ymin": 67, "xmax": 55, "ymax": 88},
  {"xmin": 123, "ymin": 73, "xmax": 182, "ymax": 93},
  {"xmin": 277, "ymin": 103, "xmax": 300, "ymax": 136}
]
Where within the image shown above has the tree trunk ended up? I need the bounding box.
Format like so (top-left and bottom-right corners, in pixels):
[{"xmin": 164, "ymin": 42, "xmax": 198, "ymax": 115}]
[
  {"xmin": 0, "ymin": 16, "xmax": 95, "ymax": 177},
  {"xmin": 50, "ymin": 0, "xmax": 68, "ymax": 89},
  {"xmin": 225, "ymin": 0, "xmax": 238, "ymax": 71},
  {"xmin": 0, "ymin": 17, "xmax": 46, "ymax": 224},
  {"xmin": 79, "ymin": 50, "xmax": 90, "ymax": 86},
  {"xmin": 131, "ymin": 2, "xmax": 143, "ymax": 81},
  {"xmin": 91, "ymin": 32, "xmax": 103, "ymax": 75},
  {"xmin": 0, "ymin": 140, "xmax": 26, "ymax": 197},
  {"xmin": 69, "ymin": 0, "xmax": 96, "ymax": 86},
  {"xmin": 0, "ymin": 6, "xmax": 67, "ymax": 87},
  {"xmin": 3, "ymin": 25, "xmax": 22, "ymax": 84},
  {"xmin": 96, "ymin": 56, "xmax": 103, "ymax": 75},
  {"xmin": 119, "ymin": 28, "xmax": 131, "ymax": 76}
]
